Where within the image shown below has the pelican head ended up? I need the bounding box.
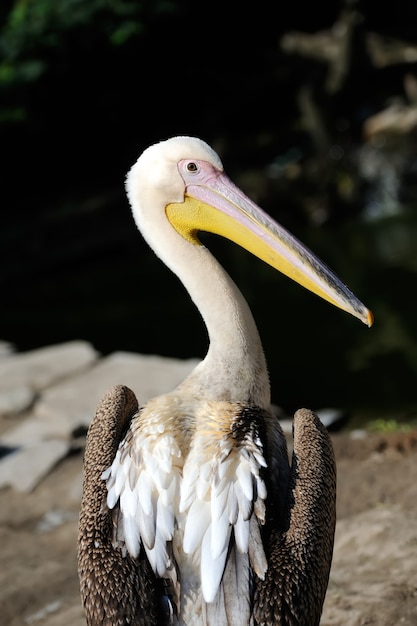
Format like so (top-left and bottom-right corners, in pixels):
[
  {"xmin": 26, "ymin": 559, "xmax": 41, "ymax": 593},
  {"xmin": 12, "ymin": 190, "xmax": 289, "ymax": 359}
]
[{"xmin": 126, "ymin": 136, "xmax": 373, "ymax": 327}]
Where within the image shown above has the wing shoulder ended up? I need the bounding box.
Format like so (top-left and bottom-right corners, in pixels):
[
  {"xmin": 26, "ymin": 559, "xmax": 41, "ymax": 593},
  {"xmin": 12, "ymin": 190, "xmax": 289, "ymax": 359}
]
[
  {"xmin": 78, "ymin": 385, "xmax": 172, "ymax": 625},
  {"xmin": 254, "ymin": 408, "xmax": 336, "ymax": 626}
]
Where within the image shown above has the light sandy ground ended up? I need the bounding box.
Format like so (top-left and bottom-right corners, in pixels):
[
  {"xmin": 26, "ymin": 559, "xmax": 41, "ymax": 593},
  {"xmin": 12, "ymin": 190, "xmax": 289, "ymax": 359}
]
[{"xmin": 0, "ymin": 426, "xmax": 416, "ymax": 625}]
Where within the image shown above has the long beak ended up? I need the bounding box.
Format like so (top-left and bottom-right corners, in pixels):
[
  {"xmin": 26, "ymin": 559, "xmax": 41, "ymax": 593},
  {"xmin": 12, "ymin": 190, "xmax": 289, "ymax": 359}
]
[{"xmin": 165, "ymin": 168, "xmax": 373, "ymax": 327}]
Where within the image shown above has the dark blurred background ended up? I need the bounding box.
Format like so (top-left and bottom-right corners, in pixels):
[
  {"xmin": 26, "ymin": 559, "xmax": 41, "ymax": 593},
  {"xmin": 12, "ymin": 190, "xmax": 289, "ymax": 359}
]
[{"xmin": 1, "ymin": 0, "xmax": 417, "ymax": 424}]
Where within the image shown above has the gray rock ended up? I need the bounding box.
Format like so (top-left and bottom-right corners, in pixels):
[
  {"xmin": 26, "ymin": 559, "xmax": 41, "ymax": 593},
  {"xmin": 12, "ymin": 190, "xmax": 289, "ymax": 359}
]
[
  {"xmin": 0, "ymin": 439, "xmax": 71, "ymax": 492},
  {"xmin": 36, "ymin": 509, "xmax": 78, "ymax": 533},
  {"xmin": 0, "ymin": 340, "xmax": 15, "ymax": 358},
  {"xmin": 35, "ymin": 351, "xmax": 199, "ymax": 429},
  {"xmin": 0, "ymin": 348, "xmax": 200, "ymax": 491},
  {"xmin": 0, "ymin": 386, "xmax": 36, "ymax": 416},
  {"xmin": 1, "ymin": 414, "xmax": 71, "ymax": 447},
  {"xmin": 0, "ymin": 341, "xmax": 98, "ymax": 393}
]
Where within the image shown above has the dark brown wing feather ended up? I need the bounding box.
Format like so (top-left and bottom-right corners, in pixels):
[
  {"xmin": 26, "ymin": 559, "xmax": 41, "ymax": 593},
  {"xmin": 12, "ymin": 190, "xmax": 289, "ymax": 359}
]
[
  {"xmin": 77, "ymin": 385, "xmax": 172, "ymax": 626},
  {"xmin": 254, "ymin": 408, "xmax": 336, "ymax": 626}
]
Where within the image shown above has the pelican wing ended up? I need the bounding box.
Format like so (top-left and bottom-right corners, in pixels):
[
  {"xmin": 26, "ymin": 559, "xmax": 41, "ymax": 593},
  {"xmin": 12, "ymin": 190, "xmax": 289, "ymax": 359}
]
[
  {"xmin": 78, "ymin": 385, "xmax": 174, "ymax": 625},
  {"xmin": 253, "ymin": 408, "xmax": 337, "ymax": 626}
]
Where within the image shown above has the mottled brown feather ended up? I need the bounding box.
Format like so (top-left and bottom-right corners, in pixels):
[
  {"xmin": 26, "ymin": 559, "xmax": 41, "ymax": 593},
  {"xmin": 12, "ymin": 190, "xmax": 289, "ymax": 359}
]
[
  {"xmin": 254, "ymin": 408, "xmax": 336, "ymax": 626},
  {"xmin": 78, "ymin": 385, "xmax": 171, "ymax": 625}
]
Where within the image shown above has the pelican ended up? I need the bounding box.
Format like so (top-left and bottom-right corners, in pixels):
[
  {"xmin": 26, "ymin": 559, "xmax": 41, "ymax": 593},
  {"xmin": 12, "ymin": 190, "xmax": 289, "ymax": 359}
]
[{"xmin": 78, "ymin": 136, "xmax": 372, "ymax": 625}]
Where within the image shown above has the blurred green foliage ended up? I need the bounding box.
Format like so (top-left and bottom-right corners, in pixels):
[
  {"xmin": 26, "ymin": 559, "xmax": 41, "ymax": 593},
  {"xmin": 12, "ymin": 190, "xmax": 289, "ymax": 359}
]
[
  {"xmin": 367, "ymin": 418, "xmax": 415, "ymax": 433},
  {"xmin": 0, "ymin": 0, "xmax": 176, "ymax": 122}
]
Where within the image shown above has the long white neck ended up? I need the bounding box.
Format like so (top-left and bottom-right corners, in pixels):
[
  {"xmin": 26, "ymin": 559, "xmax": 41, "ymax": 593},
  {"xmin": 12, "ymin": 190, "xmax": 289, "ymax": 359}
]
[
  {"xmin": 180, "ymin": 244, "xmax": 270, "ymax": 407},
  {"xmin": 140, "ymin": 213, "xmax": 270, "ymax": 408}
]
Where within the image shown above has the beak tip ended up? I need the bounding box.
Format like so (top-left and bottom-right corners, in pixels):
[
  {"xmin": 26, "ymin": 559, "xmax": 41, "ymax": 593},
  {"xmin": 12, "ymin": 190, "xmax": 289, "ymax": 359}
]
[{"xmin": 366, "ymin": 309, "xmax": 374, "ymax": 328}]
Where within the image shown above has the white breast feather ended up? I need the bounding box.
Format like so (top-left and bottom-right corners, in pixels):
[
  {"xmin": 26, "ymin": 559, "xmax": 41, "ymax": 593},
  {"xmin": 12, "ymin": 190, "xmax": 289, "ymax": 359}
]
[
  {"xmin": 103, "ymin": 406, "xmax": 269, "ymax": 606},
  {"xmin": 180, "ymin": 432, "xmax": 268, "ymax": 603},
  {"xmin": 104, "ymin": 427, "xmax": 182, "ymax": 577}
]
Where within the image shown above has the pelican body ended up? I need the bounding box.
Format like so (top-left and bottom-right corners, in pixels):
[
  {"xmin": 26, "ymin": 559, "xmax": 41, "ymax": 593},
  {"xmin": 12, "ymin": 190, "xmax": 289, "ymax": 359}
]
[{"xmin": 78, "ymin": 136, "xmax": 372, "ymax": 625}]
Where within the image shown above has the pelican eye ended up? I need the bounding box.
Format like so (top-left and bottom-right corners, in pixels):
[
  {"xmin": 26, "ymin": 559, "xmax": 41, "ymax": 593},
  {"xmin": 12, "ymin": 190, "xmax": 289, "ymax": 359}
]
[{"xmin": 186, "ymin": 161, "xmax": 199, "ymax": 174}]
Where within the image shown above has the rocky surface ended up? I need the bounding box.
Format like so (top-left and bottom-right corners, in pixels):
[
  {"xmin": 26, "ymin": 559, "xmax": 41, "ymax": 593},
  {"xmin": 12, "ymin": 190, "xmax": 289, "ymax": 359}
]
[
  {"xmin": 0, "ymin": 341, "xmax": 198, "ymax": 491},
  {"xmin": 0, "ymin": 340, "xmax": 416, "ymax": 625}
]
